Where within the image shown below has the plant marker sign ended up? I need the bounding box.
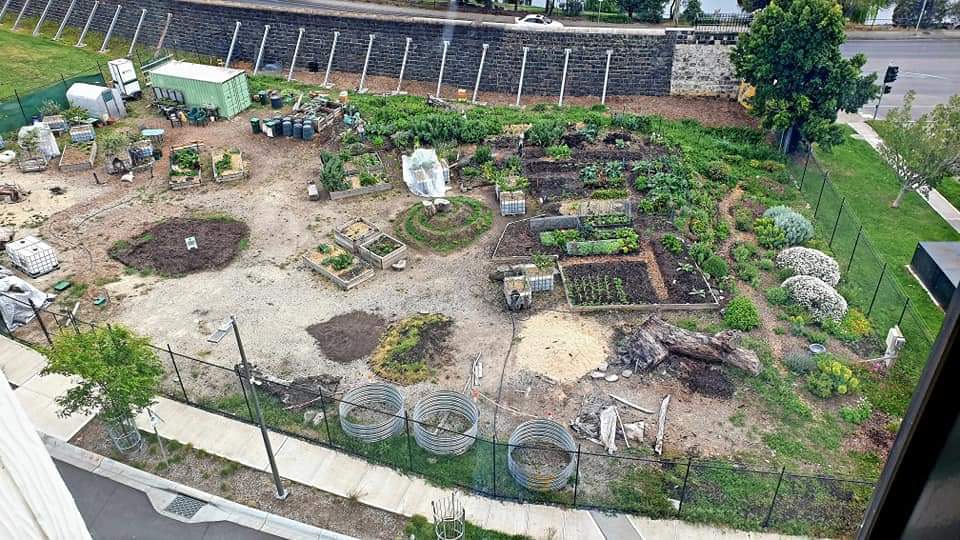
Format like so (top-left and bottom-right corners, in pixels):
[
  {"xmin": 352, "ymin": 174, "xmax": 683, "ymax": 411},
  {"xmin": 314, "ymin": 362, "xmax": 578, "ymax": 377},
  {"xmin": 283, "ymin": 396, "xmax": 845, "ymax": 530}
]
[{"xmin": 185, "ymin": 236, "xmax": 198, "ymax": 251}]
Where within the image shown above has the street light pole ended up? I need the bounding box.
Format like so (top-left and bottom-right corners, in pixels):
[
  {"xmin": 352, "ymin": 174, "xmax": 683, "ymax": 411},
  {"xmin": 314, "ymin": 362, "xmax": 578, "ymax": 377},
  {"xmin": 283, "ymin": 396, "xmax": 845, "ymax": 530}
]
[{"xmin": 214, "ymin": 316, "xmax": 288, "ymax": 500}]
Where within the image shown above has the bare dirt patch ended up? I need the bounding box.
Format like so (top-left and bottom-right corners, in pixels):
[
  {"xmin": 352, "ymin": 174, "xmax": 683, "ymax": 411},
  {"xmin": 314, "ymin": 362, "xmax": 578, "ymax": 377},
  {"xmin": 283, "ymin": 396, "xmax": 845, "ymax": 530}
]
[
  {"xmin": 307, "ymin": 311, "xmax": 387, "ymax": 363},
  {"xmin": 110, "ymin": 217, "xmax": 249, "ymax": 276},
  {"xmin": 514, "ymin": 311, "xmax": 611, "ymax": 383}
]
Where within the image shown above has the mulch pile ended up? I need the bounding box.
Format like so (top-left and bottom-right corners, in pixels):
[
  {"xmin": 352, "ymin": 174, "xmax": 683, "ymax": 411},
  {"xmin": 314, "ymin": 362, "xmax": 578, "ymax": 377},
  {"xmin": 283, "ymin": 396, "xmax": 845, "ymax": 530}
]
[
  {"xmin": 307, "ymin": 311, "xmax": 387, "ymax": 363},
  {"xmin": 111, "ymin": 218, "xmax": 248, "ymax": 275},
  {"xmin": 680, "ymin": 362, "xmax": 735, "ymax": 399}
]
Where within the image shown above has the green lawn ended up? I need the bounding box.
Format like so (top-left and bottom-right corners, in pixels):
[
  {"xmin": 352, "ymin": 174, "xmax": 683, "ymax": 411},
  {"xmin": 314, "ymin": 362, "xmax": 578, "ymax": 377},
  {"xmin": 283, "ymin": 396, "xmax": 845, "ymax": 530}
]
[{"xmin": 0, "ymin": 27, "xmax": 106, "ymax": 95}]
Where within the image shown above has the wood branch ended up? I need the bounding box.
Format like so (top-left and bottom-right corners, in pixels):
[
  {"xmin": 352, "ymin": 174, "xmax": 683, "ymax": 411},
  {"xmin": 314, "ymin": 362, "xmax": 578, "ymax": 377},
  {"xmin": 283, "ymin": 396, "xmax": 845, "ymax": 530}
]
[
  {"xmin": 614, "ymin": 407, "xmax": 630, "ymax": 449},
  {"xmin": 618, "ymin": 317, "xmax": 761, "ymax": 375},
  {"xmin": 609, "ymin": 394, "xmax": 654, "ymax": 414},
  {"xmin": 655, "ymin": 394, "xmax": 671, "ymax": 456}
]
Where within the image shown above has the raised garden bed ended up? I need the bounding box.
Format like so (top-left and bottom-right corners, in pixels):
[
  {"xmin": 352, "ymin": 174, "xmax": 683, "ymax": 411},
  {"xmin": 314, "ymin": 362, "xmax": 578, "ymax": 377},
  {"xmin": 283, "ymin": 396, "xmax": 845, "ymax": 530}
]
[
  {"xmin": 169, "ymin": 143, "xmax": 203, "ymax": 190},
  {"xmin": 59, "ymin": 141, "xmax": 97, "ymax": 172},
  {"xmin": 335, "ymin": 217, "xmax": 381, "ymax": 252},
  {"xmin": 18, "ymin": 153, "xmax": 48, "ymax": 173},
  {"xmin": 212, "ymin": 149, "xmax": 246, "ymax": 183},
  {"xmin": 303, "ymin": 243, "xmax": 374, "ymax": 290},
  {"xmin": 358, "ymin": 233, "xmax": 407, "ymax": 270},
  {"xmin": 329, "ymin": 152, "xmax": 391, "ymax": 200}
]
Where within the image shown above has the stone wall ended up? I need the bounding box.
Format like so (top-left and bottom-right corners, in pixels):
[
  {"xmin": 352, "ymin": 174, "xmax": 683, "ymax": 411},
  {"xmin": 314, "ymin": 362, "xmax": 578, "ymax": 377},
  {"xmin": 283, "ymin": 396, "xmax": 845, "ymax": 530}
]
[{"xmin": 5, "ymin": 0, "xmax": 739, "ymax": 98}]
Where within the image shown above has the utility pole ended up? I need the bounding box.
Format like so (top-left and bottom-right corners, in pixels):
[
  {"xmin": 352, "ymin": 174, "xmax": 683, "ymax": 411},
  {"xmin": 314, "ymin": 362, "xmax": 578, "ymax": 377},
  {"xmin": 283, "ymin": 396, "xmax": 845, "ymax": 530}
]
[{"xmin": 915, "ymin": 0, "xmax": 929, "ymax": 34}]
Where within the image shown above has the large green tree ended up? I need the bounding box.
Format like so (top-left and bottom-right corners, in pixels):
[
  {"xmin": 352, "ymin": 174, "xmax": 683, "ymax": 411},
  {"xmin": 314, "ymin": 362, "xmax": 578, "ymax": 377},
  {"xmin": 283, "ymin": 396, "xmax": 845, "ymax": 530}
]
[
  {"xmin": 617, "ymin": 0, "xmax": 666, "ymax": 21},
  {"xmin": 731, "ymin": 0, "xmax": 879, "ymax": 151},
  {"xmin": 879, "ymin": 91, "xmax": 960, "ymax": 208},
  {"xmin": 893, "ymin": 0, "xmax": 950, "ymax": 27}
]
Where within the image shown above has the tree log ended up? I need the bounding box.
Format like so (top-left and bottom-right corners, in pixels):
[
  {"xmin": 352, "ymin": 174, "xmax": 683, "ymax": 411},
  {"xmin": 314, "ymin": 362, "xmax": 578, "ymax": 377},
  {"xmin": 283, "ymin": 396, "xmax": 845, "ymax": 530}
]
[{"xmin": 619, "ymin": 317, "xmax": 761, "ymax": 375}]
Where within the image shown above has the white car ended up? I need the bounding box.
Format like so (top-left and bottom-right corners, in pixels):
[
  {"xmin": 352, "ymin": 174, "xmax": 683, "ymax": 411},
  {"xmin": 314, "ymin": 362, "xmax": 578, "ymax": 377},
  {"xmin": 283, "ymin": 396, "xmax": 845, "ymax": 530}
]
[{"xmin": 514, "ymin": 14, "xmax": 564, "ymax": 28}]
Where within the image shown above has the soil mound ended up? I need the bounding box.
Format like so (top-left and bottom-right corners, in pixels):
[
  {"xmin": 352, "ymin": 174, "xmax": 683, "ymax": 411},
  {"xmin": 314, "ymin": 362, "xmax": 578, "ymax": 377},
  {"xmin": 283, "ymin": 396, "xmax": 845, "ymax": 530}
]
[
  {"xmin": 110, "ymin": 217, "xmax": 248, "ymax": 275},
  {"xmin": 308, "ymin": 311, "xmax": 387, "ymax": 363},
  {"xmin": 681, "ymin": 363, "xmax": 735, "ymax": 399}
]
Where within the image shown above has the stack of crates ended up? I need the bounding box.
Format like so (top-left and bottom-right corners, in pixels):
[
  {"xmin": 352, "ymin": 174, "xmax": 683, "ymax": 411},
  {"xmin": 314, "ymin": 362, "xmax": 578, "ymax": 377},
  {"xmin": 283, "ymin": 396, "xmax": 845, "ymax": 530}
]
[
  {"xmin": 129, "ymin": 139, "xmax": 155, "ymax": 168},
  {"xmin": 70, "ymin": 125, "xmax": 96, "ymax": 144},
  {"xmin": 5, "ymin": 236, "xmax": 59, "ymax": 277},
  {"xmin": 499, "ymin": 190, "xmax": 526, "ymax": 216},
  {"xmin": 43, "ymin": 115, "xmax": 69, "ymax": 134}
]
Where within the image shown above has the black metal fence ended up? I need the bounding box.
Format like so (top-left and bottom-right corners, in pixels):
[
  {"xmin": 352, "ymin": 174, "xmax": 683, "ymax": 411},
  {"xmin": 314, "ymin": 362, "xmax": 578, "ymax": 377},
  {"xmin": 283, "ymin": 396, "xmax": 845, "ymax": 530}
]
[
  {"xmin": 1, "ymin": 290, "xmax": 874, "ymax": 537},
  {"xmin": 693, "ymin": 13, "xmax": 753, "ymax": 33}
]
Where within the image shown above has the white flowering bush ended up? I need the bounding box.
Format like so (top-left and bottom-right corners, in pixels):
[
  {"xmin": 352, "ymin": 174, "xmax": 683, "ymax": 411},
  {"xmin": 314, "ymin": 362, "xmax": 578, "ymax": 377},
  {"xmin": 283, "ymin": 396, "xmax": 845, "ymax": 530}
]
[
  {"xmin": 776, "ymin": 247, "xmax": 841, "ymax": 287},
  {"xmin": 782, "ymin": 275, "xmax": 848, "ymax": 323}
]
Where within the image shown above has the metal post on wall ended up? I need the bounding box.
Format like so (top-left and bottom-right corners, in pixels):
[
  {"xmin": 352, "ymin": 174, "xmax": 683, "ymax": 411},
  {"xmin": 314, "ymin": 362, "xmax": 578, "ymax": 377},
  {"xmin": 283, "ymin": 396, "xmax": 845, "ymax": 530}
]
[
  {"xmin": 54, "ymin": 0, "xmax": 77, "ymax": 40},
  {"xmin": 155, "ymin": 13, "xmax": 172, "ymax": 56},
  {"xmin": 601, "ymin": 49, "xmax": 612, "ymax": 105},
  {"xmin": 75, "ymin": 1, "xmax": 98, "ymax": 48},
  {"xmin": 677, "ymin": 457, "xmax": 693, "ymax": 516},
  {"xmin": 847, "ymin": 225, "xmax": 863, "ymax": 272},
  {"xmin": 763, "ymin": 467, "xmax": 786, "ymax": 528},
  {"xmin": 434, "ymin": 40, "xmax": 449, "ymax": 99},
  {"xmin": 357, "ymin": 33, "xmax": 375, "ymax": 93},
  {"xmin": 128, "ymin": 8, "xmax": 147, "ymax": 57},
  {"xmin": 868, "ymin": 263, "xmax": 888, "ymax": 316},
  {"xmin": 166, "ymin": 345, "xmax": 189, "ymax": 404},
  {"xmin": 253, "ymin": 24, "xmax": 270, "ymax": 74},
  {"xmin": 287, "ymin": 27, "xmax": 305, "ymax": 81},
  {"xmin": 322, "ymin": 31, "xmax": 339, "ymax": 88},
  {"xmin": 395, "ymin": 37, "xmax": 412, "ymax": 94},
  {"xmin": 32, "ymin": 0, "xmax": 53, "ymax": 36},
  {"xmin": 472, "ymin": 43, "xmax": 488, "ymax": 104},
  {"xmin": 829, "ymin": 197, "xmax": 846, "ymax": 248},
  {"xmin": 99, "ymin": 5, "xmax": 121, "ymax": 53},
  {"xmin": 558, "ymin": 48, "xmax": 571, "ymax": 107},
  {"xmin": 515, "ymin": 46, "xmax": 529, "ymax": 107},
  {"xmin": 224, "ymin": 21, "xmax": 241, "ymax": 68},
  {"xmin": 12, "ymin": 0, "xmax": 30, "ymax": 31}
]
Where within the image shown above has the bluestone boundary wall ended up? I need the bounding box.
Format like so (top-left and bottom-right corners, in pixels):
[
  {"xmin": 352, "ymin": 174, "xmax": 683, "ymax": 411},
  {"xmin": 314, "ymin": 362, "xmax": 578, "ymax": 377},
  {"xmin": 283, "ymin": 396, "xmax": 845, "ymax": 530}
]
[{"xmin": 3, "ymin": 0, "xmax": 739, "ymax": 97}]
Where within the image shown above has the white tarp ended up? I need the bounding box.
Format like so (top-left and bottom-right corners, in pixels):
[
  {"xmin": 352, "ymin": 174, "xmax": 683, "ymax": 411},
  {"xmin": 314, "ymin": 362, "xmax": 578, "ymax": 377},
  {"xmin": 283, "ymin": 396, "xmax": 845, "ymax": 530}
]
[
  {"xmin": 17, "ymin": 123, "xmax": 60, "ymax": 159},
  {"xmin": 0, "ymin": 271, "xmax": 52, "ymax": 331},
  {"xmin": 401, "ymin": 148, "xmax": 449, "ymax": 198},
  {"xmin": 66, "ymin": 83, "xmax": 126, "ymax": 121}
]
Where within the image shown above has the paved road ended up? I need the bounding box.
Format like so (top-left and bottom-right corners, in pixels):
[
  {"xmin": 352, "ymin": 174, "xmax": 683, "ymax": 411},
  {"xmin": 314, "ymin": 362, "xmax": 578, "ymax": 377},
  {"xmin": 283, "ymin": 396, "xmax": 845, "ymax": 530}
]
[
  {"xmin": 56, "ymin": 460, "xmax": 281, "ymax": 540},
  {"xmin": 842, "ymin": 39, "xmax": 960, "ymax": 119}
]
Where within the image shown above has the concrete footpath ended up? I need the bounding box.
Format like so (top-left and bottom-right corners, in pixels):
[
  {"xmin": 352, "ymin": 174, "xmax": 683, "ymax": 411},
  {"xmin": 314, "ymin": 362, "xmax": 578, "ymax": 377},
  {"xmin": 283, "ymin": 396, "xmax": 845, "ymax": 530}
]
[{"xmin": 842, "ymin": 112, "xmax": 960, "ymax": 233}]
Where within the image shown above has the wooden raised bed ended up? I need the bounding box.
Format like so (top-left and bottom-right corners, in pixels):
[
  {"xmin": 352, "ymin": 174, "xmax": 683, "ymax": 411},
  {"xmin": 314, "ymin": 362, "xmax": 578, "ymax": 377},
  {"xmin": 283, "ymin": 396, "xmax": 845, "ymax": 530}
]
[
  {"xmin": 334, "ymin": 217, "xmax": 381, "ymax": 252},
  {"xmin": 329, "ymin": 152, "xmax": 391, "ymax": 200},
  {"xmin": 212, "ymin": 149, "xmax": 246, "ymax": 183},
  {"xmin": 557, "ymin": 262, "xmax": 719, "ymax": 313},
  {"xmin": 359, "ymin": 233, "xmax": 407, "ymax": 270},
  {"xmin": 59, "ymin": 141, "xmax": 97, "ymax": 172},
  {"xmin": 169, "ymin": 143, "xmax": 203, "ymax": 190},
  {"xmin": 302, "ymin": 243, "xmax": 374, "ymax": 290}
]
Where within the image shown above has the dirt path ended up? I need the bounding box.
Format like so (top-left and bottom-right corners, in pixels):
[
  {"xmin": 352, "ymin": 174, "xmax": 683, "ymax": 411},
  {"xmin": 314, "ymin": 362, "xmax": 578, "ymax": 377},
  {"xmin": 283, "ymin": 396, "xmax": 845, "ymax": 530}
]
[{"xmin": 638, "ymin": 239, "xmax": 670, "ymax": 302}]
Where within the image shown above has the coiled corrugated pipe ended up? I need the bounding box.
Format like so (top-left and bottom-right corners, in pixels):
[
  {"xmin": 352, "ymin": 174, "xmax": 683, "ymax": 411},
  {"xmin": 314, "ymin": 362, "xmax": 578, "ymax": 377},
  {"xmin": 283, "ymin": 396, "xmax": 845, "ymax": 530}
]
[
  {"xmin": 412, "ymin": 391, "xmax": 479, "ymax": 456},
  {"xmin": 338, "ymin": 383, "xmax": 405, "ymax": 443},
  {"xmin": 506, "ymin": 419, "xmax": 577, "ymax": 492}
]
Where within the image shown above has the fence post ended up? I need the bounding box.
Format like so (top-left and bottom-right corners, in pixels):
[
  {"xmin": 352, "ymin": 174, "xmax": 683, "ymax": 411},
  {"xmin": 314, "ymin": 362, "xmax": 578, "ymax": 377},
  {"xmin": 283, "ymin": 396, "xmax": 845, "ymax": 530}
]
[
  {"xmin": 867, "ymin": 263, "xmax": 887, "ymax": 317},
  {"xmin": 897, "ymin": 297, "xmax": 910, "ymax": 327},
  {"xmin": 492, "ymin": 434, "xmax": 497, "ymax": 496},
  {"xmin": 166, "ymin": 344, "xmax": 188, "ymax": 403},
  {"xmin": 316, "ymin": 383, "xmax": 334, "ymax": 444},
  {"xmin": 763, "ymin": 467, "xmax": 786, "ymax": 528},
  {"xmin": 404, "ymin": 415, "xmax": 414, "ymax": 471},
  {"xmin": 813, "ymin": 174, "xmax": 827, "ymax": 217},
  {"xmin": 233, "ymin": 363, "xmax": 255, "ymax": 421},
  {"xmin": 828, "ymin": 197, "xmax": 845, "ymax": 248},
  {"xmin": 847, "ymin": 225, "xmax": 863, "ymax": 272},
  {"xmin": 27, "ymin": 298, "xmax": 52, "ymax": 345},
  {"xmin": 60, "ymin": 73, "xmax": 68, "ymax": 90},
  {"xmin": 572, "ymin": 444, "xmax": 582, "ymax": 506},
  {"xmin": 799, "ymin": 146, "xmax": 811, "ymax": 190},
  {"xmin": 677, "ymin": 457, "xmax": 693, "ymax": 517},
  {"xmin": 14, "ymin": 89, "xmax": 28, "ymax": 124}
]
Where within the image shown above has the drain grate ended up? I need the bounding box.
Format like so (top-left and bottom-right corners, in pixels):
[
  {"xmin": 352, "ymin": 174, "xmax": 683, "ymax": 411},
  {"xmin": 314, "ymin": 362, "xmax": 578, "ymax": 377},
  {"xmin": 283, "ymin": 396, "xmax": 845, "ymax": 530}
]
[{"xmin": 164, "ymin": 494, "xmax": 207, "ymax": 519}]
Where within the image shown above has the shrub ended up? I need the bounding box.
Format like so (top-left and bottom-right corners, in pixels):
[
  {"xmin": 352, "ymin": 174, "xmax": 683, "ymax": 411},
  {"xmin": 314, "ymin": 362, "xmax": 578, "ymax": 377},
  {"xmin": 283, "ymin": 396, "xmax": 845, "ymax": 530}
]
[
  {"xmin": 754, "ymin": 217, "xmax": 787, "ymax": 249},
  {"xmin": 724, "ymin": 296, "xmax": 761, "ymax": 331},
  {"xmin": 702, "ymin": 255, "xmax": 728, "ymax": 279},
  {"xmin": 757, "ymin": 258, "xmax": 775, "ymax": 271},
  {"xmin": 763, "ymin": 206, "xmax": 813, "ymax": 246},
  {"xmin": 765, "ymin": 286, "xmax": 791, "ymax": 305},
  {"xmin": 782, "ymin": 351, "xmax": 818, "ymax": 374},
  {"xmin": 803, "ymin": 329, "xmax": 830, "ymax": 345},
  {"xmin": 526, "ymin": 119, "xmax": 566, "ymax": 147},
  {"xmin": 661, "ymin": 234, "xmax": 683, "ymax": 254},
  {"xmin": 806, "ymin": 356, "xmax": 860, "ymax": 398},
  {"xmin": 591, "ymin": 188, "xmax": 629, "ymax": 200},
  {"xmin": 776, "ymin": 247, "xmax": 841, "ymax": 287},
  {"xmin": 730, "ymin": 242, "xmax": 756, "ymax": 264},
  {"xmin": 705, "ymin": 160, "xmax": 732, "ymax": 183},
  {"xmin": 735, "ymin": 263, "xmax": 760, "ymax": 286},
  {"xmin": 733, "ymin": 207, "xmax": 754, "ymax": 232},
  {"xmin": 840, "ymin": 400, "xmax": 873, "ymax": 425},
  {"xmin": 472, "ymin": 145, "xmax": 493, "ymax": 165},
  {"xmin": 841, "ymin": 308, "xmax": 872, "ymax": 338},
  {"xmin": 782, "ymin": 275, "xmax": 848, "ymax": 323},
  {"xmin": 546, "ymin": 144, "xmax": 572, "ymax": 159},
  {"xmin": 689, "ymin": 242, "xmax": 712, "ymax": 265}
]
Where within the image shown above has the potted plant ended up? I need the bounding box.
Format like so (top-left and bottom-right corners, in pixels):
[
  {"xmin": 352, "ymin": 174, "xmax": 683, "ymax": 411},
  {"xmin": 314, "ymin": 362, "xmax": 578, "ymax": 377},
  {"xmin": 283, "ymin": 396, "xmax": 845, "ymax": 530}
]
[{"xmin": 43, "ymin": 325, "xmax": 163, "ymax": 453}]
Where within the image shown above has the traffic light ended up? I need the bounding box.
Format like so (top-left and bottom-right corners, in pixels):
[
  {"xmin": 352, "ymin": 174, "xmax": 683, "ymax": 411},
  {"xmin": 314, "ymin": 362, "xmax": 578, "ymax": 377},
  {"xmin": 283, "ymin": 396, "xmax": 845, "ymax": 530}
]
[
  {"xmin": 884, "ymin": 85, "xmax": 893, "ymax": 94},
  {"xmin": 884, "ymin": 66, "xmax": 899, "ymax": 84}
]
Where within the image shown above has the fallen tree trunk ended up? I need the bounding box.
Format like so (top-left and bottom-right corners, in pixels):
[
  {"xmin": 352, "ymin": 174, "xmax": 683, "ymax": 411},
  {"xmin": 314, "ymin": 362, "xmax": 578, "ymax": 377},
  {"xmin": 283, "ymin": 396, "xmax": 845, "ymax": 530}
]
[{"xmin": 617, "ymin": 317, "xmax": 761, "ymax": 375}]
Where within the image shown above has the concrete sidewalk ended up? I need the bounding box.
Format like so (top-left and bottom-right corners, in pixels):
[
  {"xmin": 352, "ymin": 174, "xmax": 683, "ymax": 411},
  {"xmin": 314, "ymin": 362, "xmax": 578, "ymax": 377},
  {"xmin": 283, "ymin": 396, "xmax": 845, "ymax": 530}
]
[{"xmin": 842, "ymin": 113, "xmax": 960, "ymax": 233}]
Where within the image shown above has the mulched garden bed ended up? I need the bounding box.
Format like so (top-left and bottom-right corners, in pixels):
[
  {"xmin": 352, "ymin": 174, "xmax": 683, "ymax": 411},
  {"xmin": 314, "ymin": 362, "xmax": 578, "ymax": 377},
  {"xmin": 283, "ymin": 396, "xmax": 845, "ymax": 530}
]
[
  {"xmin": 110, "ymin": 217, "xmax": 249, "ymax": 275},
  {"xmin": 562, "ymin": 259, "xmax": 657, "ymax": 306},
  {"xmin": 493, "ymin": 220, "xmax": 564, "ymax": 259},
  {"xmin": 307, "ymin": 311, "xmax": 387, "ymax": 363},
  {"xmin": 650, "ymin": 236, "xmax": 714, "ymax": 303}
]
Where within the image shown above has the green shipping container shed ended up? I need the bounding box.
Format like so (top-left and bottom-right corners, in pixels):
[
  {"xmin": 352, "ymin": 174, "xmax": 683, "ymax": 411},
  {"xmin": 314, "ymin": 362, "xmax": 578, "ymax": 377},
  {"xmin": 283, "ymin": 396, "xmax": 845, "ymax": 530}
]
[{"xmin": 147, "ymin": 61, "xmax": 251, "ymax": 118}]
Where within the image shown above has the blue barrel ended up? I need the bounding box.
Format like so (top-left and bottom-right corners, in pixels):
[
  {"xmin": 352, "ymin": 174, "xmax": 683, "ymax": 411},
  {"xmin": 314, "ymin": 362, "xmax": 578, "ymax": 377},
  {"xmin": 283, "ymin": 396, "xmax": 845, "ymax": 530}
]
[
  {"xmin": 302, "ymin": 122, "xmax": 315, "ymax": 140},
  {"xmin": 270, "ymin": 93, "xmax": 282, "ymax": 109},
  {"xmin": 282, "ymin": 120, "xmax": 293, "ymax": 137},
  {"xmin": 293, "ymin": 122, "xmax": 303, "ymax": 139}
]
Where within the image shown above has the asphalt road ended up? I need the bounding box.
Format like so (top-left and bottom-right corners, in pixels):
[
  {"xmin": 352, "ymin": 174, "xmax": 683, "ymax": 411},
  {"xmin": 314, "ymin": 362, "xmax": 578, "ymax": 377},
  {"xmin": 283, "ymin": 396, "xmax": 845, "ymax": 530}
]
[
  {"xmin": 842, "ymin": 39, "xmax": 960, "ymax": 119},
  {"xmin": 56, "ymin": 461, "xmax": 281, "ymax": 540}
]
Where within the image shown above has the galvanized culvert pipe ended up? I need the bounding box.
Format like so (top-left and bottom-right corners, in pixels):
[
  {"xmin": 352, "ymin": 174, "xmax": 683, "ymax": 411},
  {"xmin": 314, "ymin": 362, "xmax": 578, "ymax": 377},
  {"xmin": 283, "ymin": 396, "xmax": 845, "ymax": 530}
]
[
  {"xmin": 339, "ymin": 383, "xmax": 405, "ymax": 443},
  {"xmin": 507, "ymin": 419, "xmax": 577, "ymax": 492},
  {"xmin": 411, "ymin": 391, "xmax": 479, "ymax": 456}
]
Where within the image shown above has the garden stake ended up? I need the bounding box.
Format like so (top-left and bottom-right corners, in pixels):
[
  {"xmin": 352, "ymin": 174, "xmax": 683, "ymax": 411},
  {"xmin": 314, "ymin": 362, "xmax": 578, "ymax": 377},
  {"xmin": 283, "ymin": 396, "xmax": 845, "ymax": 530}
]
[
  {"xmin": 829, "ymin": 197, "xmax": 845, "ymax": 248},
  {"xmin": 867, "ymin": 263, "xmax": 887, "ymax": 316},
  {"xmin": 847, "ymin": 225, "xmax": 862, "ymax": 272},
  {"xmin": 167, "ymin": 344, "xmax": 189, "ymax": 403},
  {"xmin": 763, "ymin": 467, "xmax": 786, "ymax": 528}
]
